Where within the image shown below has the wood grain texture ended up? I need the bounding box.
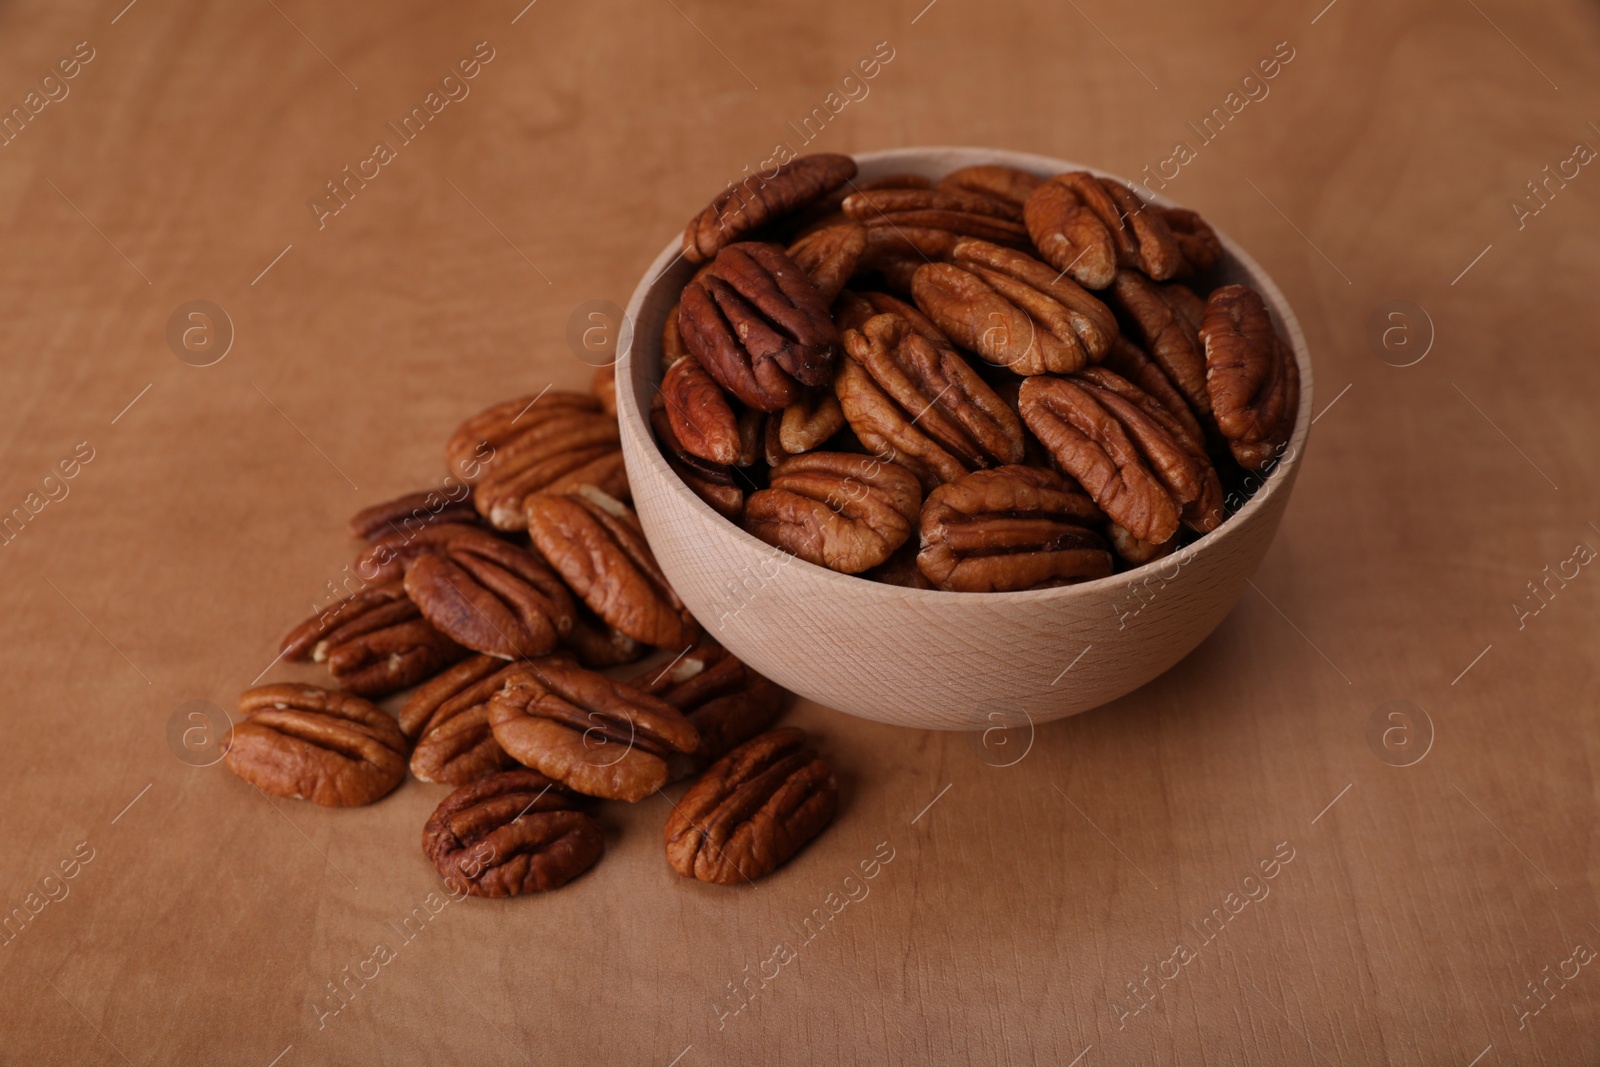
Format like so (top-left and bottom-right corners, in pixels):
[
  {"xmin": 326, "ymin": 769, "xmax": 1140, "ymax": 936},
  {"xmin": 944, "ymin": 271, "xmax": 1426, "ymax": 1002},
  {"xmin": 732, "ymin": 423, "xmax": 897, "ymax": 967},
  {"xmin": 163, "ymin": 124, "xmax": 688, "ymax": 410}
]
[{"xmin": 1, "ymin": 1, "xmax": 1598, "ymax": 1064}]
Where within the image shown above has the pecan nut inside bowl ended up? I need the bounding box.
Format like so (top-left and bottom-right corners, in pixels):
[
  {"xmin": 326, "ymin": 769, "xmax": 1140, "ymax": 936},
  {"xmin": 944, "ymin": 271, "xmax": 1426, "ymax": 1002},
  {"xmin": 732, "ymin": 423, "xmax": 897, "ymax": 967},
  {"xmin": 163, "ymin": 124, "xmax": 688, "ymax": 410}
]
[{"xmin": 616, "ymin": 147, "xmax": 1313, "ymax": 730}]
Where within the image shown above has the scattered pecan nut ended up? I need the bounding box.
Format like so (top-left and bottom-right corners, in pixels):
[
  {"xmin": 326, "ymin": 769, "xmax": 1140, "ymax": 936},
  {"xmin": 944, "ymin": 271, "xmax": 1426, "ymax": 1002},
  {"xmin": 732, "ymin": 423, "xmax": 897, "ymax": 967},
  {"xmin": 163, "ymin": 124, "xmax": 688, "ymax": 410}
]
[
  {"xmin": 348, "ymin": 488, "xmax": 479, "ymax": 541},
  {"xmin": 659, "ymin": 355, "xmax": 742, "ymax": 466},
  {"xmin": 470, "ymin": 407, "xmax": 626, "ymax": 530},
  {"xmin": 918, "ymin": 466, "xmax": 1113, "ymax": 591},
  {"xmin": 400, "ymin": 655, "xmax": 519, "ymax": 785},
  {"xmin": 225, "ymin": 685, "xmax": 408, "ymax": 807},
  {"xmin": 444, "ymin": 390, "xmax": 603, "ymax": 485},
  {"xmin": 744, "ymin": 451, "xmax": 922, "ymax": 574},
  {"xmin": 562, "ymin": 608, "xmax": 647, "ymax": 668},
  {"xmin": 1200, "ymin": 284, "xmax": 1300, "ymax": 472},
  {"xmin": 912, "ymin": 239, "xmax": 1116, "ymax": 375},
  {"xmin": 664, "ymin": 727, "xmax": 837, "ymax": 885},
  {"xmin": 786, "ymin": 222, "xmax": 868, "ymax": 306},
  {"xmin": 678, "ymin": 242, "xmax": 842, "ymax": 412},
  {"xmin": 280, "ymin": 580, "xmax": 468, "ymax": 697},
  {"xmin": 422, "ymin": 769, "xmax": 603, "ymax": 897},
  {"xmin": 403, "ymin": 526, "xmax": 576, "ymax": 660},
  {"xmin": 1024, "ymin": 172, "xmax": 1185, "ymax": 289},
  {"xmin": 682, "ymin": 153, "xmax": 858, "ymax": 264},
  {"xmin": 630, "ymin": 642, "xmax": 784, "ymax": 777},
  {"xmin": 488, "ymin": 658, "xmax": 700, "ymax": 802},
  {"xmin": 525, "ymin": 486, "xmax": 699, "ymax": 648}
]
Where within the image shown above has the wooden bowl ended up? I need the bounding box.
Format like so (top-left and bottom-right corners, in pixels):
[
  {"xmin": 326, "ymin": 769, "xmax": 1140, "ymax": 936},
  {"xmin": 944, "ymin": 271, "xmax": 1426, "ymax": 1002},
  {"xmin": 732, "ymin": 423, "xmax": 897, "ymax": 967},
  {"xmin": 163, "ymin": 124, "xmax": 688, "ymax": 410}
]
[{"xmin": 616, "ymin": 146, "xmax": 1313, "ymax": 730}]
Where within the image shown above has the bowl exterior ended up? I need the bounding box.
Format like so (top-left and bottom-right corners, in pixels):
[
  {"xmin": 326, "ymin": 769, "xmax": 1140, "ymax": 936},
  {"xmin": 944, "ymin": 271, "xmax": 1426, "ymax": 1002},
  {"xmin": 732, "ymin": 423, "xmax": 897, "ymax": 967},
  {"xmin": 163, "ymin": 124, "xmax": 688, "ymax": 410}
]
[{"xmin": 617, "ymin": 147, "xmax": 1313, "ymax": 730}]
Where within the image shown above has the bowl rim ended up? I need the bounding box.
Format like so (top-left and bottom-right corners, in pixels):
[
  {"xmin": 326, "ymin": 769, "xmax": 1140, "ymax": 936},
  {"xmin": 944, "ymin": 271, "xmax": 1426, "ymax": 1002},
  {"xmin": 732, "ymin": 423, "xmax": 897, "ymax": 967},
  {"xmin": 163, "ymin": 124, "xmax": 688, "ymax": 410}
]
[{"xmin": 617, "ymin": 145, "xmax": 1314, "ymax": 603}]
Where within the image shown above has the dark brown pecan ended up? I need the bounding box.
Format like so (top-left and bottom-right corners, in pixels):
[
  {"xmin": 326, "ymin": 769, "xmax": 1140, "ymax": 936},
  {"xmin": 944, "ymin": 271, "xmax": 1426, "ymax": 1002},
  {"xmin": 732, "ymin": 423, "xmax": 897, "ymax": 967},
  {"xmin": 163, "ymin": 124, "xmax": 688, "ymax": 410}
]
[
  {"xmin": 650, "ymin": 407, "xmax": 745, "ymax": 522},
  {"xmin": 593, "ymin": 365, "xmax": 618, "ymax": 417},
  {"xmin": 471, "ymin": 408, "xmax": 626, "ymax": 530},
  {"xmin": 662, "ymin": 302, "xmax": 691, "ymax": 369},
  {"xmin": 1200, "ymin": 285, "xmax": 1300, "ymax": 472},
  {"xmin": 422, "ymin": 769, "xmax": 603, "ymax": 897},
  {"xmin": 917, "ymin": 466, "xmax": 1112, "ymax": 591},
  {"xmin": 348, "ymin": 489, "xmax": 479, "ymax": 541},
  {"xmin": 786, "ymin": 222, "xmax": 867, "ymax": 306},
  {"xmin": 1108, "ymin": 270, "xmax": 1210, "ymax": 419},
  {"xmin": 912, "ymin": 239, "xmax": 1116, "ymax": 375},
  {"xmin": 280, "ymin": 580, "xmax": 467, "ymax": 697},
  {"xmin": 660, "ymin": 355, "xmax": 741, "ymax": 465},
  {"xmin": 839, "ymin": 311, "xmax": 1025, "ymax": 489},
  {"xmin": 525, "ymin": 487, "xmax": 699, "ymax": 649},
  {"xmin": 355, "ymin": 521, "xmax": 484, "ymax": 584},
  {"xmin": 1101, "ymin": 336, "xmax": 1207, "ymax": 451},
  {"xmin": 488, "ymin": 658, "xmax": 700, "ymax": 802},
  {"xmin": 562, "ymin": 608, "xmax": 647, "ymax": 668},
  {"xmin": 743, "ymin": 451, "xmax": 921, "ymax": 574},
  {"xmin": 1163, "ymin": 207, "xmax": 1223, "ymax": 274},
  {"xmin": 854, "ymin": 225, "xmax": 959, "ymax": 283},
  {"xmin": 400, "ymin": 656, "xmax": 518, "ymax": 785},
  {"xmin": 841, "ymin": 187, "xmax": 1029, "ymax": 246},
  {"xmin": 937, "ymin": 164, "xmax": 1044, "ymax": 207},
  {"xmin": 444, "ymin": 390, "xmax": 602, "ymax": 485},
  {"xmin": 678, "ymin": 242, "xmax": 842, "ymax": 412},
  {"xmin": 1018, "ymin": 376, "xmax": 1182, "ymax": 544},
  {"xmin": 631, "ymin": 642, "xmax": 784, "ymax": 777},
  {"xmin": 664, "ymin": 728, "xmax": 837, "ymax": 885},
  {"xmin": 1024, "ymin": 172, "xmax": 1185, "ymax": 288},
  {"xmin": 683, "ymin": 153, "xmax": 857, "ymax": 264},
  {"xmin": 225, "ymin": 685, "xmax": 407, "ymax": 807},
  {"xmin": 403, "ymin": 526, "xmax": 576, "ymax": 660}
]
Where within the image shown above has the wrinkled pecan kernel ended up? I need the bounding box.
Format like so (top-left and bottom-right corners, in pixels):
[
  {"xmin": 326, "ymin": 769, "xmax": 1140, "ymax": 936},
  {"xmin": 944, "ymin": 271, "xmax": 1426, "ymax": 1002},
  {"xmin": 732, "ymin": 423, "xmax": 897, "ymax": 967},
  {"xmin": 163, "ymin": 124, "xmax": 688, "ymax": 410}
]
[
  {"xmin": 911, "ymin": 239, "xmax": 1115, "ymax": 375},
  {"xmin": 683, "ymin": 153, "xmax": 857, "ymax": 264},
  {"xmin": 403, "ymin": 526, "xmax": 576, "ymax": 660},
  {"xmin": 937, "ymin": 164, "xmax": 1044, "ymax": 207},
  {"xmin": 1101, "ymin": 336, "xmax": 1207, "ymax": 453},
  {"xmin": 225, "ymin": 685, "xmax": 408, "ymax": 807},
  {"xmin": 744, "ymin": 451, "xmax": 922, "ymax": 574},
  {"xmin": 401, "ymin": 655, "xmax": 520, "ymax": 785},
  {"xmin": 1108, "ymin": 269, "xmax": 1210, "ymax": 423},
  {"xmin": 279, "ymin": 581, "xmax": 467, "ymax": 698},
  {"xmin": 917, "ymin": 466, "xmax": 1112, "ymax": 592},
  {"xmin": 1200, "ymin": 284, "xmax": 1300, "ymax": 472},
  {"xmin": 422, "ymin": 770, "xmax": 603, "ymax": 897},
  {"xmin": 444, "ymin": 390, "xmax": 602, "ymax": 486},
  {"xmin": 778, "ymin": 390, "xmax": 846, "ymax": 455},
  {"xmin": 630, "ymin": 642, "xmax": 784, "ymax": 778},
  {"xmin": 834, "ymin": 289, "xmax": 950, "ymax": 345},
  {"xmin": 660, "ymin": 355, "xmax": 742, "ymax": 466},
  {"xmin": 1024, "ymin": 172, "xmax": 1187, "ymax": 289},
  {"xmin": 488, "ymin": 658, "xmax": 700, "ymax": 802},
  {"xmin": 525, "ymin": 487, "xmax": 699, "ymax": 649},
  {"xmin": 348, "ymin": 489, "xmax": 479, "ymax": 541},
  {"xmin": 679, "ymin": 242, "xmax": 841, "ymax": 412},
  {"xmin": 1163, "ymin": 207, "xmax": 1224, "ymax": 275},
  {"xmin": 662, "ymin": 302, "xmax": 691, "ymax": 369},
  {"xmin": 842, "ymin": 187, "xmax": 1029, "ymax": 246},
  {"xmin": 664, "ymin": 727, "xmax": 837, "ymax": 885},
  {"xmin": 471, "ymin": 408, "xmax": 626, "ymax": 530},
  {"xmin": 651, "ymin": 407, "xmax": 745, "ymax": 522},
  {"xmin": 787, "ymin": 222, "xmax": 867, "ymax": 307}
]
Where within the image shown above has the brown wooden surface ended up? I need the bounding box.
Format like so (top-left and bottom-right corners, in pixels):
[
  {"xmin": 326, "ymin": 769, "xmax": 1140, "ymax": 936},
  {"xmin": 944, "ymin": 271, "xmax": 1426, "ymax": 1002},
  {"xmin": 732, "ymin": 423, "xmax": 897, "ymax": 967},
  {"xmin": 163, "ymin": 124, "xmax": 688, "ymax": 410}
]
[{"xmin": 2, "ymin": 1, "xmax": 1598, "ymax": 1064}]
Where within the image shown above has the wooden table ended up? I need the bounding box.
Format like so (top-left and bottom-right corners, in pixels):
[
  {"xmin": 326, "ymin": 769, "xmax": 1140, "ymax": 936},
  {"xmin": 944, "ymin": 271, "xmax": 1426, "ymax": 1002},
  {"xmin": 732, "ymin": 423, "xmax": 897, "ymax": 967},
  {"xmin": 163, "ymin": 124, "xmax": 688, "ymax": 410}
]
[{"xmin": 2, "ymin": 1, "xmax": 1597, "ymax": 1063}]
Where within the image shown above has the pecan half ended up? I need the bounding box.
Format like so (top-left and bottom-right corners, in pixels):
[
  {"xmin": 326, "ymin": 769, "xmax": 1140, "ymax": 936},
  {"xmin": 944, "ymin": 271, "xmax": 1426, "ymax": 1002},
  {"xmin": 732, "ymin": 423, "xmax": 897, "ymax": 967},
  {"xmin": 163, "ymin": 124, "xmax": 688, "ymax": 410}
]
[
  {"xmin": 1200, "ymin": 285, "xmax": 1300, "ymax": 472},
  {"xmin": 630, "ymin": 642, "xmax": 784, "ymax": 776},
  {"xmin": 225, "ymin": 685, "xmax": 408, "ymax": 807},
  {"xmin": 743, "ymin": 451, "xmax": 921, "ymax": 574},
  {"xmin": 912, "ymin": 239, "xmax": 1115, "ymax": 375},
  {"xmin": 841, "ymin": 187, "xmax": 1028, "ymax": 246},
  {"xmin": 348, "ymin": 489, "xmax": 479, "ymax": 541},
  {"xmin": 1108, "ymin": 270, "xmax": 1211, "ymax": 419},
  {"xmin": 355, "ymin": 521, "xmax": 484, "ymax": 584},
  {"xmin": 1108, "ymin": 522, "xmax": 1176, "ymax": 567},
  {"xmin": 937, "ymin": 164, "xmax": 1044, "ymax": 207},
  {"xmin": 662, "ymin": 302, "xmax": 691, "ymax": 368},
  {"xmin": 1101, "ymin": 336, "xmax": 1207, "ymax": 451},
  {"xmin": 422, "ymin": 770, "xmax": 603, "ymax": 897},
  {"xmin": 525, "ymin": 487, "xmax": 699, "ymax": 648},
  {"xmin": 1163, "ymin": 207, "xmax": 1223, "ymax": 275},
  {"xmin": 679, "ymin": 242, "xmax": 842, "ymax": 412},
  {"xmin": 664, "ymin": 728, "xmax": 837, "ymax": 885},
  {"xmin": 280, "ymin": 580, "xmax": 467, "ymax": 697},
  {"xmin": 777, "ymin": 390, "xmax": 846, "ymax": 455},
  {"xmin": 683, "ymin": 153, "xmax": 857, "ymax": 264},
  {"xmin": 651, "ymin": 407, "xmax": 745, "ymax": 521},
  {"xmin": 445, "ymin": 390, "xmax": 602, "ymax": 485},
  {"xmin": 471, "ymin": 408, "xmax": 626, "ymax": 530},
  {"xmin": 403, "ymin": 526, "xmax": 576, "ymax": 660},
  {"xmin": 400, "ymin": 655, "xmax": 518, "ymax": 785},
  {"xmin": 488, "ymin": 658, "xmax": 700, "ymax": 802},
  {"xmin": 1024, "ymin": 172, "xmax": 1184, "ymax": 288},
  {"xmin": 786, "ymin": 222, "xmax": 867, "ymax": 306},
  {"xmin": 660, "ymin": 355, "xmax": 741, "ymax": 465},
  {"xmin": 834, "ymin": 289, "xmax": 950, "ymax": 344},
  {"xmin": 918, "ymin": 466, "xmax": 1112, "ymax": 591}
]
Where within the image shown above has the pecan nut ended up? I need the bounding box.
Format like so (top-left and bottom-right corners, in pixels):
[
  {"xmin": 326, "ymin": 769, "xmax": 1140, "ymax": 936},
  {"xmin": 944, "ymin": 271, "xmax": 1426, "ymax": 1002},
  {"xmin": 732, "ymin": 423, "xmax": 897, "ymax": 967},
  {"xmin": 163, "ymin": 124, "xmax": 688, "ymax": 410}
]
[
  {"xmin": 936, "ymin": 164, "xmax": 1044, "ymax": 207},
  {"xmin": 403, "ymin": 526, "xmax": 576, "ymax": 660},
  {"xmin": 786, "ymin": 222, "xmax": 867, "ymax": 306},
  {"xmin": 348, "ymin": 488, "xmax": 479, "ymax": 541},
  {"xmin": 280, "ymin": 581, "xmax": 467, "ymax": 697},
  {"xmin": 651, "ymin": 407, "xmax": 746, "ymax": 522},
  {"xmin": 1024, "ymin": 172, "xmax": 1186, "ymax": 288},
  {"xmin": 841, "ymin": 186, "xmax": 1028, "ymax": 246},
  {"xmin": 682, "ymin": 153, "xmax": 857, "ymax": 264},
  {"xmin": 630, "ymin": 642, "xmax": 784, "ymax": 777},
  {"xmin": 562, "ymin": 608, "xmax": 647, "ymax": 668},
  {"xmin": 659, "ymin": 354, "xmax": 742, "ymax": 465},
  {"xmin": 422, "ymin": 769, "xmax": 603, "ymax": 897},
  {"xmin": 400, "ymin": 656, "xmax": 520, "ymax": 785},
  {"xmin": 444, "ymin": 390, "xmax": 603, "ymax": 485},
  {"xmin": 664, "ymin": 727, "xmax": 837, "ymax": 885},
  {"xmin": 678, "ymin": 242, "xmax": 842, "ymax": 412},
  {"xmin": 1101, "ymin": 336, "xmax": 1207, "ymax": 452},
  {"xmin": 488, "ymin": 658, "xmax": 700, "ymax": 802},
  {"xmin": 776, "ymin": 389, "xmax": 846, "ymax": 455},
  {"xmin": 1200, "ymin": 284, "xmax": 1300, "ymax": 472},
  {"xmin": 525, "ymin": 486, "xmax": 698, "ymax": 648},
  {"xmin": 743, "ymin": 451, "xmax": 922, "ymax": 574},
  {"xmin": 470, "ymin": 407, "xmax": 626, "ymax": 530},
  {"xmin": 917, "ymin": 466, "xmax": 1113, "ymax": 591},
  {"xmin": 1107, "ymin": 270, "xmax": 1211, "ymax": 419},
  {"xmin": 225, "ymin": 685, "xmax": 408, "ymax": 807},
  {"xmin": 912, "ymin": 239, "xmax": 1116, "ymax": 375}
]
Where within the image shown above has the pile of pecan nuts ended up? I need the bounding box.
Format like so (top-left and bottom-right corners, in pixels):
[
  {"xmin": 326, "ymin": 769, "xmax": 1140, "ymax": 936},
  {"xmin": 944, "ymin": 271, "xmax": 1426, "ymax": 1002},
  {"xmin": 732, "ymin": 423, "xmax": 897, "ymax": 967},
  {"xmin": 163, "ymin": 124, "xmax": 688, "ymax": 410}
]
[
  {"xmin": 657, "ymin": 154, "xmax": 1300, "ymax": 588},
  {"xmin": 224, "ymin": 377, "xmax": 834, "ymax": 896}
]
